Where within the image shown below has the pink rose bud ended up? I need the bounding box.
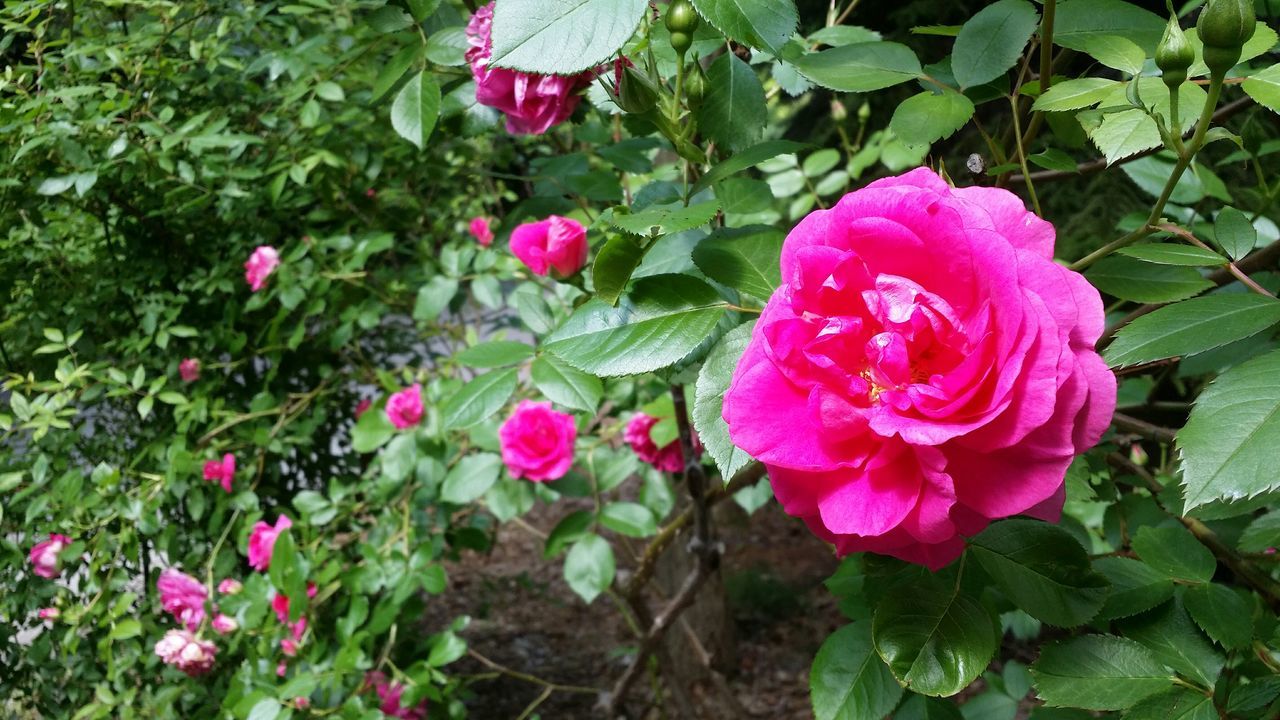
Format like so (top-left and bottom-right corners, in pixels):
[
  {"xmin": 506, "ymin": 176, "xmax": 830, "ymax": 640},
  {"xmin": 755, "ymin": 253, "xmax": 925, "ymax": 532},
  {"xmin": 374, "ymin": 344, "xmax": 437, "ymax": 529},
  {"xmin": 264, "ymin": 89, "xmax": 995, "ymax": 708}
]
[
  {"xmin": 179, "ymin": 358, "xmax": 201, "ymax": 382},
  {"xmin": 355, "ymin": 398, "xmax": 372, "ymax": 419},
  {"xmin": 366, "ymin": 671, "xmax": 429, "ymax": 720},
  {"xmin": 202, "ymin": 453, "xmax": 236, "ymax": 494},
  {"xmin": 247, "ymin": 515, "xmax": 293, "ymax": 572},
  {"xmin": 217, "ymin": 578, "xmax": 243, "ymax": 595},
  {"xmin": 1266, "ymin": 547, "xmax": 1277, "ymax": 555},
  {"xmin": 1129, "ymin": 443, "xmax": 1149, "ymax": 466},
  {"xmin": 385, "ymin": 383, "xmax": 424, "ymax": 430},
  {"xmin": 29, "ymin": 533, "xmax": 72, "ymax": 579},
  {"xmin": 277, "ymin": 660, "xmax": 289, "ymax": 677},
  {"xmin": 509, "ymin": 215, "xmax": 588, "ymax": 277},
  {"xmin": 366, "ymin": 188, "xmax": 377, "ymax": 199},
  {"xmin": 295, "ymin": 697, "xmax": 310, "ymax": 710},
  {"xmin": 244, "ymin": 245, "xmax": 280, "ymax": 292},
  {"xmin": 155, "ymin": 629, "xmax": 217, "ymax": 677},
  {"xmin": 721, "ymin": 167, "xmax": 1116, "ymax": 570},
  {"xmin": 469, "ymin": 216, "xmax": 494, "ymax": 246},
  {"xmin": 465, "ymin": 2, "xmax": 597, "ymax": 135},
  {"xmin": 624, "ymin": 412, "xmax": 701, "ymax": 473},
  {"xmin": 281, "ymin": 638, "xmax": 299, "ymax": 657},
  {"xmin": 499, "ymin": 400, "xmax": 577, "ymax": 482},
  {"xmin": 157, "ymin": 567, "xmax": 209, "ymax": 631},
  {"xmin": 37, "ymin": 607, "xmax": 60, "ymax": 621},
  {"xmin": 212, "ymin": 614, "xmax": 238, "ymax": 634},
  {"xmin": 271, "ymin": 582, "xmax": 315, "ymax": 643}
]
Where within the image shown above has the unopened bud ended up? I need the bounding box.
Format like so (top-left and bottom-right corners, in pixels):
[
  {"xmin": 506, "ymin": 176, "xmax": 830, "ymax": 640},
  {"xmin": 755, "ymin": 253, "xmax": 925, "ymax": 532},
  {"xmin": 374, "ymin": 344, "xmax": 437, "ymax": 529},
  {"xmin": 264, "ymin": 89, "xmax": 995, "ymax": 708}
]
[
  {"xmin": 831, "ymin": 99, "xmax": 848, "ymax": 122},
  {"xmin": 616, "ymin": 65, "xmax": 659, "ymax": 114},
  {"xmin": 857, "ymin": 101, "xmax": 871, "ymax": 123},
  {"xmin": 1156, "ymin": 16, "xmax": 1194, "ymax": 88},
  {"xmin": 1197, "ymin": 0, "xmax": 1256, "ymax": 76}
]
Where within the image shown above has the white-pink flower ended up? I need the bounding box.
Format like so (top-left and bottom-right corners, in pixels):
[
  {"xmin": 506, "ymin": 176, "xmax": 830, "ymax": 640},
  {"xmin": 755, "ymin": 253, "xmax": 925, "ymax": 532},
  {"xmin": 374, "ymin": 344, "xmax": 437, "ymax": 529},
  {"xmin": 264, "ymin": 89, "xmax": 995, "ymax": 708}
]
[
  {"xmin": 212, "ymin": 614, "xmax": 238, "ymax": 635},
  {"xmin": 217, "ymin": 578, "xmax": 243, "ymax": 595},
  {"xmin": 29, "ymin": 534, "xmax": 72, "ymax": 579},
  {"xmin": 157, "ymin": 567, "xmax": 209, "ymax": 631},
  {"xmin": 244, "ymin": 245, "xmax": 280, "ymax": 291},
  {"xmin": 155, "ymin": 629, "xmax": 217, "ymax": 676}
]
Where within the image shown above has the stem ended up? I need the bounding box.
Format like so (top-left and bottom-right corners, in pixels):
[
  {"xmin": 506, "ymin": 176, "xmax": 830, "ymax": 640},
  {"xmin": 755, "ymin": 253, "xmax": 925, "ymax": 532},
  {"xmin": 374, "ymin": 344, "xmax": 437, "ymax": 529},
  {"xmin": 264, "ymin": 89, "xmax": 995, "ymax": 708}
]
[
  {"xmin": 1038, "ymin": 0, "xmax": 1056, "ymax": 95},
  {"xmin": 1156, "ymin": 223, "xmax": 1276, "ymax": 297},
  {"xmin": 1009, "ymin": 95, "xmax": 1042, "ymax": 216}
]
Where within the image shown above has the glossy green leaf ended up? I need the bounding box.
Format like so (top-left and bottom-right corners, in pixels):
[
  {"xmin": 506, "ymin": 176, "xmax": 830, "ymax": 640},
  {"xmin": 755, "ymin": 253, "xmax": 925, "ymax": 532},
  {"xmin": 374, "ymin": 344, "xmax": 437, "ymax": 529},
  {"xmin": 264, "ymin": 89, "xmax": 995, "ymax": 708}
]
[
  {"xmin": 413, "ymin": 276, "xmax": 459, "ymax": 322},
  {"xmin": 352, "ymin": 408, "xmax": 396, "ymax": 453},
  {"xmin": 592, "ymin": 235, "xmax": 646, "ymax": 305},
  {"xmin": 1213, "ymin": 206, "xmax": 1256, "ymax": 261},
  {"xmin": 1183, "ymin": 583, "xmax": 1252, "ymax": 649},
  {"xmin": 1086, "ymin": 256, "xmax": 1213, "ymax": 304},
  {"xmin": 1242, "ymin": 62, "xmax": 1280, "ymax": 115},
  {"xmin": 700, "ymin": 54, "xmax": 768, "ymax": 152},
  {"xmin": 1122, "ymin": 688, "xmax": 1217, "ymax": 720},
  {"xmin": 1075, "ymin": 34, "xmax": 1146, "ymax": 75},
  {"xmin": 1032, "ymin": 77, "xmax": 1122, "ymax": 111},
  {"xmin": 530, "ymin": 355, "xmax": 603, "ymax": 413},
  {"xmin": 488, "ymin": 0, "xmax": 648, "ymax": 74},
  {"xmin": 889, "ymin": 91, "xmax": 976, "ymax": 146},
  {"xmin": 485, "ymin": 477, "xmax": 535, "ymax": 522},
  {"xmin": 391, "ymin": 71, "xmax": 441, "ymax": 150},
  {"xmin": 1119, "ymin": 600, "xmax": 1223, "ymax": 687},
  {"xmin": 1094, "ymin": 557, "xmax": 1174, "ymax": 621},
  {"xmin": 455, "ymin": 341, "xmax": 535, "ymax": 368},
  {"xmin": 1104, "ymin": 295, "xmax": 1280, "ymax": 368},
  {"xmin": 441, "ymin": 368, "xmax": 518, "ymax": 430},
  {"xmin": 440, "ymin": 452, "xmax": 503, "ymax": 505},
  {"xmin": 1131, "ymin": 526, "xmax": 1215, "ymax": 583},
  {"xmin": 691, "ymin": 139, "xmax": 808, "ymax": 195},
  {"xmin": 1117, "ymin": 244, "xmax": 1227, "ymax": 266},
  {"xmin": 693, "ymin": 321, "xmax": 756, "ymax": 482},
  {"xmin": 564, "ymin": 533, "xmax": 614, "ymax": 603},
  {"xmin": 692, "ymin": 225, "xmax": 785, "ymax": 301},
  {"xmin": 951, "ymin": 0, "xmax": 1039, "ymax": 87},
  {"xmin": 690, "ymin": 0, "xmax": 798, "ymax": 53},
  {"xmin": 810, "ymin": 622, "xmax": 903, "ymax": 720},
  {"xmin": 609, "ymin": 200, "xmax": 720, "ymax": 237},
  {"xmin": 1052, "ymin": 0, "xmax": 1165, "ymax": 53},
  {"xmin": 1238, "ymin": 511, "xmax": 1280, "ymax": 553},
  {"xmin": 792, "ymin": 42, "xmax": 923, "ymax": 93},
  {"xmin": 1030, "ymin": 635, "xmax": 1173, "ymax": 710},
  {"xmin": 599, "ymin": 502, "xmax": 657, "ymax": 538},
  {"xmin": 1086, "ymin": 108, "xmax": 1160, "ymax": 165}
]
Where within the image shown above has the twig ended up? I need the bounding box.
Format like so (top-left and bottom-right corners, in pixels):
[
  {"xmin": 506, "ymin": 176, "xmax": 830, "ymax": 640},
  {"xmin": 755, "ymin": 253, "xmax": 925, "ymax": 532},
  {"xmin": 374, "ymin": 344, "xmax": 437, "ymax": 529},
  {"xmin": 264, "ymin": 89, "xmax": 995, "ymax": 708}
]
[
  {"xmin": 1156, "ymin": 223, "xmax": 1276, "ymax": 298},
  {"xmin": 1182, "ymin": 517, "xmax": 1280, "ymax": 614},
  {"xmin": 466, "ymin": 649, "xmax": 601, "ymax": 694},
  {"xmin": 1112, "ymin": 412, "xmax": 1177, "ymax": 444}
]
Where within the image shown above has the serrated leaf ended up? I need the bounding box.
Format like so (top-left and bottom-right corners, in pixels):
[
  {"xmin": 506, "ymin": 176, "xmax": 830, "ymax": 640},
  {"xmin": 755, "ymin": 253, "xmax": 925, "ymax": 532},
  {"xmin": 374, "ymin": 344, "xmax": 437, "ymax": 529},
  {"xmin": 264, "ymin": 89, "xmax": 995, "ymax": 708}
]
[
  {"xmin": 530, "ymin": 355, "xmax": 602, "ymax": 413},
  {"xmin": 792, "ymin": 42, "xmax": 923, "ymax": 93},
  {"xmin": 889, "ymin": 91, "xmax": 976, "ymax": 146},
  {"xmin": 1241, "ymin": 62, "xmax": 1280, "ymax": 114},
  {"xmin": 1030, "ymin": 635, "xmax": 1173, "ymax": 710},
  {"xmin": 690, "ymin": 0, "xmax": 798, "ymax": 54},
  {"xmin": 441, "ymin": 368, "xmax": 518, "ymax": 430},
  {"xmin": 1117, "ymin": 244, "xmax": 1227, "ymax": 266},
  {"xmin": 391, "ymin": 71, "xmax": 441, "ymax": 150},
  {"xmin": 1238, "ymin": 511, "xmax": 1280, "ymax": 553},
  {"xmin": 691, "ymin": 139, "xmax": 808, "ymax": 195},
  {"xmin": 1122, "ymin": 688, "xmax": 1217, "ymax": 720},
  {"xmin": 1032, "ymin": 77, "xmax": 1121, "ymax": 111},
  {"xmin": 1131, "ymin": 526, "xmax": 1215, "ymax": 583},
  {"xmin": 700, "ymin": 54, "xmax": 767, "ymax": 152},
  {"xmin": 692, "ymin": 226, "xmax": 784, "ymax": 301},
  {"xmin": 1086, "ymin": 256, "xmax": 1213, "ymax": 303},
  {"xmin": 693, "ymin": 321, "xmax": 756, "ymax": 482},
  {"xmin": 1094, "ymin": 557, "xmax": 1174, "ymax": 621},
  {"xmin": 1086, "ymin": 108, "xmax": 1159, "ymax": 165},
  {"xmin": 810, "ymin": 622, "xmax": 903, "ymax": 720},
  {"xmin": 1183, "ymin": 583, "xmax": 1252, "ymax": 649},
  {"xmin": 1075, "ymin": 34, "xmax": 1146, "ymax": 75},
  {"xmin": 592, "ymin": 235, "xmax": 646, "ymax": 305},
  {"xmin": 1213, "ymin": 206, "xmax": 1256, "ymax": 261},
  {"xmin": 1052, "ymin": 0, "xmax": 1165, "ymax": 54},
  {"xmin": 1104, "ymin": 294, "xmax": 1280, "ymax": 368},
  {"xmin": 440, "ymin": 453, "xmax": 502, "ymax": 504},
  {"xmin": 951, "ymin": 0, "xmax": 1039, "ymax": 88},
  {"xmin": 455, "ymin": 341, "xmax": 535, "ymax": 368},
  {"xmin": 609, "ymin": 200, "xmax": 720, "ymax": 237},
  {"xmin": 488, "ymin": 0, "xmax": 647, "ymax": 74},
  {"xmin": 1120, "ymin": 600, "xmax": 1223, "ymax": 687}
]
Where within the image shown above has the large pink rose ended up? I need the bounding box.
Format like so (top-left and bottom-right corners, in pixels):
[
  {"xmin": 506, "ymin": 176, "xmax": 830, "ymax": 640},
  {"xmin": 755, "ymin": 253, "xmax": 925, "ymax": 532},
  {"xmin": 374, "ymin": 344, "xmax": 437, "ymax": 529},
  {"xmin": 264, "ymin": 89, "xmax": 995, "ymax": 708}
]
[
  {"xmin": 157, "ymin": 567, "xmax": 209, "ymax": 631},
  {"xmin": 509, "ymin": 216, "xmax": 588, "ymax": 277},
  {"xmin": 723, "ymin": 168, "xmax": 1116, "ymax": 570},
  {"xmin": 499, "ymin": 400, "xmax": 577, "ymax": 481},
  {"xmin": 29, "ymin": 533, "xmax": 72, "ymax": 579},
  {"xmin": 247, "ymin": 515, "xmax": 293, "ymax": 572},
  {"xmin": 465, "ymin": 2, "xmax": 595, "ymax": 135}
]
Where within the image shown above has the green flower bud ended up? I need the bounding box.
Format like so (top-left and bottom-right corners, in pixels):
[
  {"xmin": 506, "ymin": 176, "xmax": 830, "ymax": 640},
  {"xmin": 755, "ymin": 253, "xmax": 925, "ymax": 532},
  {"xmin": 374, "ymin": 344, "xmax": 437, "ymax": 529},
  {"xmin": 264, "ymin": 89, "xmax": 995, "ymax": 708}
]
[
  {"xmin": 857, "ymin": 101, "xmax": 871, "ymax": 122},
  {"xmin": 831, "ymin": 99, "xmax": 848, "ymax": 122},
  {"xmin": 1156, "ymin": 16, "xmax": 1194, "ymax": 88},
  {"xmin": 617, "ymin": 65, "xmax": 659, "ymax": 114},
  {"xmin": 684, "ymin": 61, "xmax": 707, "ymax": 109},
  {"xmin": 665, "ymin": 0, "xmax": 700, "ymax": 35},
  {"xmin": 1197, "ymin": 0, "xmax": 1256, "ymax": 75}
]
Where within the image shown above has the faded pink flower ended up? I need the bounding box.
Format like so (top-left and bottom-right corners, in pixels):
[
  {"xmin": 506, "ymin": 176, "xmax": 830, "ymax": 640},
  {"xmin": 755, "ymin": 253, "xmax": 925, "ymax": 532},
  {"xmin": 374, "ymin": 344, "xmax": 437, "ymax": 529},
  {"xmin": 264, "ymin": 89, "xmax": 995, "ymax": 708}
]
[
  {"xmin": 247, "ymin": 515, "xmax": 293, "ymax": 572},
  {"xmin": 212, "ymin": 614, "xmax": 238, "ymax": 634},
  {"xmin": 202, "ymin": 453, "xmax": 236, "ymax": 494},
  {"xmin": 29, "ymin": 534, "xmax": 72, "ymax": 579},
  {"xmin": 465, "ymin": 2, "xmax": 595, "ymax": 135},
  {"xmin": 217, "ymin": 578, "xmax": 243, "ymax": 595},
  {"xmin": 244, "ymin": 245, "xmax": 280, "ymax": 291},
  {"xmin": 624, "ymin": 413, "xmax": 700, "ymax": 473},
  {"xmin": 37, "ymin": 607, "xmax": 60, "ymax": 621},
  {"xmin": 355, "ymin": 398, "xmax": 372, "ymax": 419},
  {"xmin": 157, "ymin": 568, "xmax": 209, "ymax": 631},
  {"xmin": 179, "ymin": 358, "xmax": 200, "ymax": 382},
  {"xmin": 366, "ymin": 671, "xmax": 429, "ymax": 720},
  {"xmin": 295, "ymin": 697, "xmax": 311, "ymax": 710},
  {"xmin": 155, "ymin": 629, "xmax": 217, "ymax": 677},
  {"xmin": 723, "ymin": 168, "xmax": 1116, "ymax": 570},
  {"xmin": 499, "ymin": 400, "xmax": 576, "ymax": 482},
  {"xmin": 386, "ymin": 383, "xmax": 424, "ymax": 430},
  {"xmin": 509, "ymin": 215, "xmax": 588, "ymax": 277},
  {"xmin": 469, "ymin": 216, "xmax": 494, "ymax": 246}
]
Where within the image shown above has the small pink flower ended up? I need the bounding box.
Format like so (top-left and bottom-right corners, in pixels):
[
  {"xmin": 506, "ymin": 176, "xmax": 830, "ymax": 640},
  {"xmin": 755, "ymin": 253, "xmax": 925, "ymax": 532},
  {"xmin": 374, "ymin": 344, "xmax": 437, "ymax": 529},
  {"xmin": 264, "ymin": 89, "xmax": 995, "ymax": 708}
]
[
  {"xmin": 202, "ymin": 453, "xmax": 236, "ymax": 494},
  {"xmin": 247, "ymin": 515, "xmax": 293, "ymax": 572},
  {"xmin": 37, "ymin": 607, "xmax": 60, "ymax": 621},
  {"xmin": 499, "ymin": 400, "xmax": 576, "ymax": 482},
  {"xmin": 271, "ymin": 582, "xmax": 316, "ymax": 643},
  {"xmin": 217, "ymin": 578, "xmax": 243, "ymax": 595},
  {"xmin": 509, "ymin": 216, "xmax": 588, "ymax": 277},
  {"xmin": 366, "ymin": 671, "xmax": 429, "ymax": 720},
  {"xmin": 355, "ymin": 398, "xmax": 372, "ymax": 419},
  {"xmin": 624, "ymin": 413, "xmax": 701, "ymax": 473},
  {"xmin": 295, "ymin": 697, "xmax": 310, "ymax": 710},
  {"xmin": 386, "ymin": 384, "xmax": 424, "ymax": 430},
  {"xmin": 281, "ymin": 638, "xmax": 299, "ymax": 657},
  {"xmin": 469, "ymin": 217, "xmax": 494, "ymax": 246},
  {"xmin": 277, "ymin": 660, "xmax": 289, "ymax": 677},
  {"xmin": 157, "ymin": 568, "xmax": 209, "ymax": 631},
  {"xmin": 179, "ymin": 358, "xmax": 201, "ymax": 382},
  {"xmin": 244, "ymin": 245, "xmax": 280, "ymax": 292},
  {"xmin": 366, "ymin": 188, "xmax": 377, "ymax": 199},
  {"xmin": 155, "ymin": 629, "xmax": 217, "ymax": 677},
  {"xmin": 212, "ymin": 614, "xmax": 238, "ymax": 634},
  {"xmin": 1266, "ymin": 547, "xmax": 1277, "ymax": 555},
  {"xmin": 29, "ymin": 534, "xmax": 72, "ymax": 579}
]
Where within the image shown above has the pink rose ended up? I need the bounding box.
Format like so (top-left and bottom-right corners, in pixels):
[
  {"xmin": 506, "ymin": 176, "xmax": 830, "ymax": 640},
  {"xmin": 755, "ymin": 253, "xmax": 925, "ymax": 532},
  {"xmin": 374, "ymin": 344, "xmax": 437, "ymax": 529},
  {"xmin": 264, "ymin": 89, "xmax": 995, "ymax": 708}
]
[
  {"xmin": 217, "ymin": 578, "xmax": 243, "ymax": 595},
  {"xmin": 723, "ymin": 168, "xmax": 1116, "ymax": 570},
  {"xmin": 37, "ymin": 607, "xmax": 60, "ymax": 621},
  {"xmin": 244, "ymin": 245, "xmax": 280, "ymax": 291},
  {"xmin": 179, "ymin": 358, "xmax": 200, "ymax": 382},
  {"xmin": 202, "ymin": 453, "xmax": 236, "ymax": 494},
  {"xmin": 212, "ymin": 614, "xmax": 238, "ymax": 635},
  {"xmin": 386, "ymin": 383, "xmax": 424, "ymax": 429},
  {"xmin": 272, "ymin": 582, "xmax": 317, "ymax": 643},
  {"xmin": 469, "ymin": 216, "xmax": 494, "ymax": 246},
  {"xmin": 277, "ymin": 660, "xmax": 289, "ymax": 677},
  {"xmin": 247, "ymin": 515, "xmax": 293, "ymax": 572},
  {"xmin": 157, "ymin": 568, "xmax": 209, "ymax": 631},
  {"xmin": 366, "ymin": 671, "xmax": 429, "ymax": 720},
  {"xmin": 465, "ymin": 2, "xmax": 596, "ymax": 135},
  {"xmin": 155, "ymin": 629, "xmax": 217, "ymax": 676},
  {"xmin": 499, "ymin": 400, "xmax": 576, "ymax": 482},
  {"xmin": 355, "ymin": 398, "xmax": 372, "ymax": 419},
  {"xmin": 624, "ymin": 413, "xmax": 701, "ymax": 473},
  {"xmin": 509, "ymin": 216, "xmax": 588, "ymax": 277},
  {"xmin": 29, "ymin": 533, "xmax": 72, "ymax": 579}
]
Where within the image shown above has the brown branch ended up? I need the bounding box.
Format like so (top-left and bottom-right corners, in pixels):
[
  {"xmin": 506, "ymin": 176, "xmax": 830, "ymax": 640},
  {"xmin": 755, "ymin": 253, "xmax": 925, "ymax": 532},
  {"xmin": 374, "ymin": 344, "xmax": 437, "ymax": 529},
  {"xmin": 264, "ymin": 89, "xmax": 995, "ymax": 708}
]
[
  {"xmin": 1112, "ymin": 412, "xmax": 1178, "ymax": 444},
  {"xmin": 1181, "ymin": 517, "xmax": 1280, "ymax": 614}
]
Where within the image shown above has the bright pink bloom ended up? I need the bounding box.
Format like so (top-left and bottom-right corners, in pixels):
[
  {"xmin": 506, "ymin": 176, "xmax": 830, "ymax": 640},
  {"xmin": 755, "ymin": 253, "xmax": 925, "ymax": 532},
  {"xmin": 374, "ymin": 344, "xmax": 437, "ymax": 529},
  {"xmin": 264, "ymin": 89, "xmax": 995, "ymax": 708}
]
[
  {"xmin": 624, "ymin": 413, "xmax": 700, "ymax": 473},
  {"xmin": 355, "ymin": 398, "xmax": 372, "ymax": 419},
  {"xmin": 37, "ymin": 607, "xmax": 60, "ymax": 621},
  {"xmin": 469, "ymin": 217, "xmax": 494, "ymax": 246},
  {"xmin": 277, "ymin": 661, "xmax": 289, "ymax": 677},
  {"xmin": 179, "ymin": 358, "xmax": 200, "ymax": 382},
  {"xmin": 722, "ymin": 168, "xmax": 1116, "ymax": 570},
  {"xmin": 217, "ymin": 578, "xmax": 243, "ymax": 595},
  {"xmin": 247, "ymin": 515, "xmax": 293, "ymax": 572},
  {"xmin": 212, "ymin": 614, "xmax": 238, "ymax": 634},
  {"xmin": 499, "ymin": 400, "xmax": 576, "ymax": 482},
  {"xmin": 386, "ymin": 383, "xmax": 424, "ymax": 429},
  {"xmin": 202, "ymin": 453, "xmax": 236, "ymax": 494},
  {"xmin": 155, "ymin": 629, "xmax": 217, "ymax": 677},
  {"xmin": 366, "ymin": 671, "xmax": 429, "ymax": 720},
  {"xmin": 157, "ymin": 568, "xmax": 209, "ymax": 631},
  {"xmin": 509, "ymin": 216, "xmax": 588, "ymax": 277},
  {"xmin": 271, "ymin": 582, "xmax": 317, "ymax": 643},
  {"xmin": 465, "ymin": 2, "xmax": 595, "ymax": 135},
  {"xmin": 244, "ymin": 245, "xmax": 280, "ymax": 291},
  {"xmin": 29, "ymin": 534, "xmax": 72, "ymax": 579}
]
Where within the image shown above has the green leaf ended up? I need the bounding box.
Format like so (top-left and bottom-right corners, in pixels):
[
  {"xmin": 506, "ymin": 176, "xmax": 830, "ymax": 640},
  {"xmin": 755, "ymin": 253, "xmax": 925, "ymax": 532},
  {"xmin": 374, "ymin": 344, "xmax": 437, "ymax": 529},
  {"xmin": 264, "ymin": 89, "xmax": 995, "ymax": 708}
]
[
  {"xmin": 414, "ymin": 276, "xmax": 459, "ymax": 323},
  {"xmin": 427, "ymin": 630, "xmax": 467, "ymax": 666},
  {"xmin": 1179, "ymin": 348, "xmax": 1280, "ymax": 510},
  {"xmin": 1117, "ymin": 244, "xmax": 1227, "ymax": 266},
  {"xmin": 373, "ymin": 43, "xmax": 423, "ymax": 103},
  {"xmin": 1122, "ymin": 688, "xmax": 1217, "ymax": 720},
  {"xmin": 691, "ymin": 139, "xmax": 808, "ymax": 195},
  {"xmin": 530, "ymin": 355, "xmax": 603, "ymax": 413},
  {"xmin": 951, "ymin": 0, "xmax": 1039, "ymax": 88},
  {"xmin": 109, "ymin": 619, "xmax": 142, "ymax": 640},
  {"xmin": 440, "ymin": 453, "xmax": 503, "ymax": 505},
  {"xmin": 809, "ymin": 622, "xmax": 903, "ymax": 720},
  {"xmin": 693, "ymin": 321, "xmax": 757, "ymax": 482},
  {"xmin": 1030, "ymin": 635, "xmax": 1173, "ymax": 710},
  {"xmin": 1052, "ymin": 0, "xmax": 1165, "ymax": 53},
  {"xmin": 1086, "ymin": 256, "xmax": 1213, "ymax": 303},
  {"xmin": 792, "ymin": 42, "xmax": 923, "ymax": 93},
  {"xmin": 700, "ymin": 54, "xmax": 767, "ymax": 152},
  {"xmin": 485, "ymin": 477, "xmax": 534, "ymax": 521},
  {"xmin": 247, "ymin": 699, "xmax": 283, "ymax": 720},
  {"xmin": 455, "ymin": 341, "xmax": 535, "ymax": 368},
  {"xmin": 1131, "ymin": 526, "xmax": 1215, "ymax": 583},
  {"xmin": 1182, "ymin": 583, "xmax": 1251, "ymax": 649},
  {"xmin": 544, "ymin": 509, "xmax": 593, "ymax": 558},
  {"xmin": 872, "ymin": 576, "xmax": 998, "ymax": 696},
  {"xmin": 592, "ymin": 235, "xmax": 646, "ymax": 305},
  {"xmin": 1119, "ymin": 600, "xmax": 1223, "ymax": 688},
  {"xmin": 889, "ymin": 91, "xmax": 976, "ymax": 146},
  {"xmin": 1032, "ymin": 78, "xmax": 1122, "ymax": 111},
  {"xmin": 1213, "ymin": 206, "xmax": 1256, "ymax": 261},
  {"xmin": 1242, "ymin": 63, "xmax": 1280, "ymax": 115},
  {"xmin": 353, "ymin": 407, "xmax": 396, "ymax": 453},
  {"xmin": 1226, "ymin": 677, "xmax": 1280, "ymax": 714},
  {"xmin": 391, "ymin": 71, "xmax": 441, "ymax": 150},
  {"xmin": 599, "ymin": 502, "xmax": 657, "ymax": 538},
  {"xmin": 406, "ymin": 0, "xmax": 442, "ymax": 21},
  {"xmin": 692, "ymin": 226, "xmax": 784, "ymax": 301},
  {"xmin": 1075, "ymin": 34, "xmax": 1146, "ymax": 75},
  {"xmin": 689, "ymin": 0, "xmax": 798, "ymax": 54},
  {"xmin": 564, "ymin": 533, "xmax": 614, "ymax": 603},
  {"xmin": 488, "ymin": 0, "xmax": 647, "ymax": 75},
  {"xmin": 1104, "ymin": 294, "xmax": 1280, "ymax": 368},
  {"xmin": 1238, "ymin": 511, "xmax": 1280, "ymax": 553},
  {"xmin": 1094, "ymin": 557, "xmax": 1174, "ymax": 621},
  {"xmin": 441, "ymin": 368, "xmax": 518, "ymax": 430},
  {"xmin": 380, "ymin": 433, "xmax": 418, "ymax": 483},
  {"xmin": 1029, "ymin": 148, "xmax": 1078, "ymax": 172},
  {"xmin": 545, "ymin": 274, "xmax": 727, "ymax": 377},
  {"xmin": 967, "ymin": 519, "xmax": 1109, "ymax": 627},
  {"xmin": 367, "ymin": 5, "xmax": 414, "ymax": 32},
  {"xmin": 609, "ymin": 200, "xmax": 721, "ymax": 237},
  {"xmin": 1086, "ymin": 108, "xmax": 1160, "ymax": 165},
  {"xmin": 894, "ymin": 695, "xmax": 965, "ymax": 720}
]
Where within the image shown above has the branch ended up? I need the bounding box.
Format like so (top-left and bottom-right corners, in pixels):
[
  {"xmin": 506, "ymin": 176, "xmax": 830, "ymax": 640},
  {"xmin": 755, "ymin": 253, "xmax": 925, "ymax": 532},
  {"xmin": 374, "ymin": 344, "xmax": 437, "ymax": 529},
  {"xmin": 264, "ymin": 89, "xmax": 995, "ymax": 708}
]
[{"xmin": 1112, "ymin": 412, "xmax": 1178, "ymax": 444}]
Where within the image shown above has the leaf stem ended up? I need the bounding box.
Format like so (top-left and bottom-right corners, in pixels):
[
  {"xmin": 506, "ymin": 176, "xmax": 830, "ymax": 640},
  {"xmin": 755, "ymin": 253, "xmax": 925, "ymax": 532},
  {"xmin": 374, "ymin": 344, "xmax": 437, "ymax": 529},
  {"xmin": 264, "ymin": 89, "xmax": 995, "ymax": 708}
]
[{"xmin": 1009, "ymin": 95, "xmax": 1042, "ymax": 216}]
